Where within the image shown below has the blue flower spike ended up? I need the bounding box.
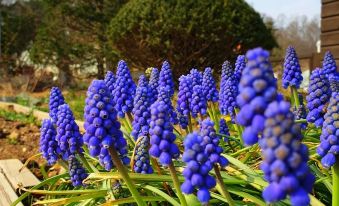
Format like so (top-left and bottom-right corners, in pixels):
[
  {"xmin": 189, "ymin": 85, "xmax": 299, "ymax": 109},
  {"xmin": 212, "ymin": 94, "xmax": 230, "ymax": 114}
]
[
  {"xmin": 104, "ymin": 71, "xmax": 116, "ymax": 94},
  {"xmin": 68, "ymin": 155, "xmax": 88, "ymax": 187},
  {"xmin": 260, "ymin": 100, "xmax": 314, "ymax": 206},
  {"xmin": 112, "ymin": 60, "xmax": 136, "ymax": 118},
  {"xmin": 49, "ymin": 87, "xmax": 65, "ymax": 124},
  {"xmin": 131, "ymin": 75, "xmax": 152, "ymax": 140},
  {"xmin": 236, "ymin": 47, "xmax": 277, "ymax": 145},
  {"xmin": 40, "ymin": 119, "xmax": 60, "ymax": 165},
  {"xmin": 159, "ymin": 61, "xmax": 175, "ymax": 97},
  {"xmin": 322, "ymin": 51, "xmax": 338, "ymax": 76},
  {"xmin": 306, "ymin": 68, "xmax": 331, "ymax": 127},
  {"xmin": 132, "ymin": 136, "xmax": 153, "ymax": 174},
  {"xmin": 202, "ymin": 67, "xmax": 218, "ymax": 102},
  {"xmin": 56, "ymin": 104, "xmax": 83, "ymax": 160},
  {"xmin": 83, "ymin": 80, "xmax": 129, "ymax": 171},
  {"xmin": 189, "ymin": 68, "xmax": 203, "ymax": 87},
  {"xmin": 149, "ymin": 67, "xmax": 160, "ymax": 104},
  {"xmin": 282, "ymin": 46, "xmax": 303, "ymax": 89}
]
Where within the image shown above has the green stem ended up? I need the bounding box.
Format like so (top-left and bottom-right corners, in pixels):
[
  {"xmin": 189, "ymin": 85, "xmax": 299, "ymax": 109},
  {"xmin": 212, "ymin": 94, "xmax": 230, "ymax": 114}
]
[
  {"xmin": 213, "ymin": 165, "xmax": 235, "ymax": 206},
  {"xmin": 332, "ymin": 161, "xmax": 339, "ymax": 206},
  {"xmin": 108, "ymin": 147, "xmax": 146, "ymax": 206},
  {"xmin": 78, "ymin": 153, "xmax": 96, "ymax": 173},
  {"xmin": 168, "ymin": 162, "xmax": 187, "ymax": 206},
  {"xmin": 291, "ymin": 86, "xmax": 300, "ymax": 108},
  {"xmin": 241, "ymin": 144, "xmax": 258, "ymax": 163}
]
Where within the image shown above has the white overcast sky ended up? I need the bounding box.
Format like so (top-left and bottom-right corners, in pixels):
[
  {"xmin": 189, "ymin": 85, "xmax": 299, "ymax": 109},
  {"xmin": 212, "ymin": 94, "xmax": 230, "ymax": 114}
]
[{"xmin": 245, "ymin": 0, "xmax": 321, "ymax": 24}]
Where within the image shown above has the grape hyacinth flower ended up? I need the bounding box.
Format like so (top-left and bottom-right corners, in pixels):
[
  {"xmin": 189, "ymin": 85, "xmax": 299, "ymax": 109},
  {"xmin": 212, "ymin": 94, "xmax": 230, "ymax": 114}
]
[
  {"xmin": 189, "ymin": 68, "xmax": 203, "ymax": 87},
  {"xmin": 181, "ymin": 132, "xmax": 216, "ymax": 204},
  {"xmin": 68, "ymin": 155, "xmax": 88, "ymax": 187},
  {"xmin": 322, "ymin": 51, "xmax": 338, "ymax": 76},
  {"xmin": 219, "ymin": 76, "xmax": 238, "ymax": 119},
  {"xmin": 159, "ymin": 61, "xmax": 175, "ymax": 97},
  {"xmin": 200, "ymin": 119, "xmax": 228, "ymax": 167},
  {"xmin": 157, "ymin": 86, "xmax": 178, "ymax": 124},
  {"xmin": 236, "ymin": 48, "xmax": 277, "ymax": 145},
  {"xmin": 83, "ymin": 80, "xmax": 129, "ymax": 170},
  {"xmin": 104, "ymin": 71, "xmax": 115, "ymax": 94},
  {"xmin": 49, "ymin": 87, "xmax": 65, "ymax": 123},
  {"xmin": 131, "ymin": 75, "xmax": 152, "ymax": 140},
  {"xmin": 219, "ymin": 61, "xmax": 234, "ymax": 113},
  {"xmin": 219, "ymin": 119, "xmax": 229, "ymax": 142},
  {"xmin": 282, "ymin": 46, "xmax": 303, "ymax": 89},
  {"xmin": 234, "ymin": 55, "xmax": 246, "ymax": 84},
  {"xmin": 177, "ymin": 75, "xmax": 193, "ymax": 116},
  {"xmin": 149, "ymin": 86, "xmax": 180, "ymax": 165},
  {"xmin": 306, "ymin": 68, "xmax": 331, "ymax": 127},
  {"xmin": 293, "ymin": 94, "xmax": 308, "ymax": 129},
  {"xmin": 132, "ymin": 136, "xmax": 153, "ymax": 174},
  {"xmin": 202, "ymin": 67, "xmax": 218, "ymax": 102},
  {"xmin": 56, "ymin": 104, "xmax": 83, "ymax": 160},
  {"xmin": 260, "ymin": 101, "xmax": 314, "ymax": 206},
  {"xmin": 149, "ymin": 68, "xmax": 159, "ymax": 104},
  {"xmin": 112, "ymin": 60, "xmax": 136, "ymax": 118},
  {"xmin": 40, "ymin": 119, "xmax": 59, "ymax": 165},
  {"xmin": 191, "ymin": 85, "xmax": 207, "ymax": 118},
  {"xmin": 317, "ymin": 75, "xmax": 339, "ymax": 168}
]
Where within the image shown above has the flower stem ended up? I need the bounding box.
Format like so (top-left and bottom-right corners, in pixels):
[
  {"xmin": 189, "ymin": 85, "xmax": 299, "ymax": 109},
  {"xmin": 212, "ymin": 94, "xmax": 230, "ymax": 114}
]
[
  {"xmin": 108, "ymin": 147, "xmax": 146, "ymax": 206},
  {"xmin": 213, "ymin": 165, "xmax": 235, "ymax": 206},
  {"xmin": 188, "ymin": 112, "xmax": 193, "ymax": 133},
  {"xmin": 332, "ymin": 161, "xmax": 339, "ymax": 206},
  {"xmin": 78, "ymin": 153, "xmax": 96, "ymax": 173},
  {"xmin": 291, "ymin": 86, "xmax": 300, "ymax": 108},
  {"xmin": 168, "ymin": 162, "xmax": 187, "ymax": 206}
]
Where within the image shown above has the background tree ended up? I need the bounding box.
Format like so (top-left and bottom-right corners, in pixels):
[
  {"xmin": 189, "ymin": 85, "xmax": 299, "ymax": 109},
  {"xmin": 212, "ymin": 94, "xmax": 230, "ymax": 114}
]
[{"xmin": 109, "ymin": 0, "xmax": 277, "ymax": 78}]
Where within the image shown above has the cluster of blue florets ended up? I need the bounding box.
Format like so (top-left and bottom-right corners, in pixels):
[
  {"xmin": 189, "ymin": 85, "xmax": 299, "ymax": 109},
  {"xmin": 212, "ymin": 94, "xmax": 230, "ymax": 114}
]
[
  {"xmin": 200, "ymin": 119, "xmax": 228, "ymax": 167},
  {"xmin": 68, "ymin": 155, "xmax": 88, "ymax": 187},
  {"xmin": 322, "ymin": 51, "xmax": 337, "ymax": 76},
  {"xmin": 189, "ymin": 68, "xmax": 203, "ymax": 87},
  {"xmin": 219, "ymin": 60, "xmax": 235, "ymax": 116},
  {"xmin": 149, "ymin": 87, "xmax": 180, "ymax": 166},
  {"xmin": 306, "ymin": 68, "xmax": 331, "ymax": 127},
  {"xmin": 236, "ymin": 48, "xmax": 277, "ymax": 145},
  {"xmin": 83, "ymin": 80, "xmax": 129, "ymax": 170},
  {"xmin": 56, "ymin": 104, "xmax": 83, "ymax": 160},
  {"xmin": 159, "ymin": 61, "xmax": 175, "ymax": 97},
  {"xmin": 49, "ymin": 87, "xmax": 65, "ymax": 123},
  {"xmin": 181, "ymin": 132, "xmax": 216, "ymax": 204},
  {"xmin": 104, "ymin": 71, "xmax": 116, "ymax": 94},
  {"xmin": 260, "ymin": 100, "xmax": 314, "ymax": 206},
  {"xmin": 149, "ymin": 68, "xmax": 159, "ymax": 104},
  {"xmin": 234, "ymin": 55, "xmax": 246, "ymax": 84},
  {"xmin": 202, "ymin": 67, "xmax": 218, "ymax": 102},
  {"xmin": 157, "ymin": 86, "xmax": 178, "ymax": 124},
  {"xmin": 317, "ymin": 76, "xmax": 339, "ymax": 168},
  {"xmin": 131, "ymin": 75, "xmax": 152, "ymax": 140},
  {"xmin": 40, "ymin": 119, "xmax": 59, "ymax": 165},
  {"xmin": 132, "ymin": 136, "xmax": 153, "ymax": 174},
  {"xmin": 282, "ymin": 46, "xmax": 303, "ymax": 89},
  {"xmin": 219, "ymin": 119, "xmax": 229, "ymax": 142},
  {"xmin": 177, "ymin": 75, "xmax": 193, "ymax": 116},
  {"xmin": 112, "ymin": 60, "xmax": 136, "ymax": 118},
  {"xmin": 191, "ymin": 85, "xmax": 207, "ymax": 118},
  {"xmin": 178, "ymin": 112, "xmax": 189, "ymax": 129}
]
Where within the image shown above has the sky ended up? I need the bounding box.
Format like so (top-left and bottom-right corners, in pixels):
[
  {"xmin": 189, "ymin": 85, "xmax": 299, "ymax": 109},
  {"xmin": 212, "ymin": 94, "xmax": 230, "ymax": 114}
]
[{"xmin": 245, "ymin": 0, "xmax": 320, "ymax": 25}]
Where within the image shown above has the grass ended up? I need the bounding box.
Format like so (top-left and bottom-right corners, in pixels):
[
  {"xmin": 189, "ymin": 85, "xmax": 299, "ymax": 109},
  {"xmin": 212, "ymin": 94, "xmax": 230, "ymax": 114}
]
[{"xmin": 0, "ymin": 108, "xmax": 40, "ymax": 126}]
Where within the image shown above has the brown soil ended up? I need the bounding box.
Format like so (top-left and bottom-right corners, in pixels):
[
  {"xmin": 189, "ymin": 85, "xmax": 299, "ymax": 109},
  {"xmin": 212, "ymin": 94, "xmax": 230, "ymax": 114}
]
[{"xmin": 0, "ymin": 117, "xmax": 41, "ymax": 163}]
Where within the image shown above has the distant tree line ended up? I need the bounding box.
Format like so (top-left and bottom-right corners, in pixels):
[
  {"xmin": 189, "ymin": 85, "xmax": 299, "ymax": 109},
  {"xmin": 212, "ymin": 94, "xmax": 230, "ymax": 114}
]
[{"xmin": 0, "ymin": 0, "xmax": 279, "ymax": 87}]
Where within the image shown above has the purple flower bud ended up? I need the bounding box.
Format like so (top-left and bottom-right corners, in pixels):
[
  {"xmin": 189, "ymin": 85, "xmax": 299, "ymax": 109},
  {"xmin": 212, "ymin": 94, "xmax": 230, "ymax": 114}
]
[
  {"xmin": 322, "ymin": 51, "xmax": 337, "ymax": 76},
  {"xmin": 68, "ymin": 155, "xmax": 88, "ymax": 187},
  {"xmin": 149, "ymin": 68, "xmax": 160, "ymax": 104},
  {"xmin": 234, "ymin": 55, "xmax": 246, "ymax": 84},
  {"xmin": 219, "ymin": 119, "xmax": 229, "ymax": 142},
  {"xmin": 177, "ymin": 75, "xmax": 193, "ymax": 118},
  {"xmin": 191, "ymin": 85, "xmax": 207, "ymax": 118},
  {"xmin": 132, "ymin": 136, "xmax": 153, "ymax": 174},
  {"xmin": 189, "ymin": 68, "xmax": 203, "ymax": 88},
  {"xmin": 159, "ymin": 61, "xmax": 174, "ymax": 97}
]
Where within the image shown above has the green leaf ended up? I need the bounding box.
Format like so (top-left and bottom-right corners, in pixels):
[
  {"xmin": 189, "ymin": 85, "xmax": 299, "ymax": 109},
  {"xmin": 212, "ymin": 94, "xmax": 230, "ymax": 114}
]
[{"xmin": 143, "ymin": 185, "xmax": 181, "ymax": 206}]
